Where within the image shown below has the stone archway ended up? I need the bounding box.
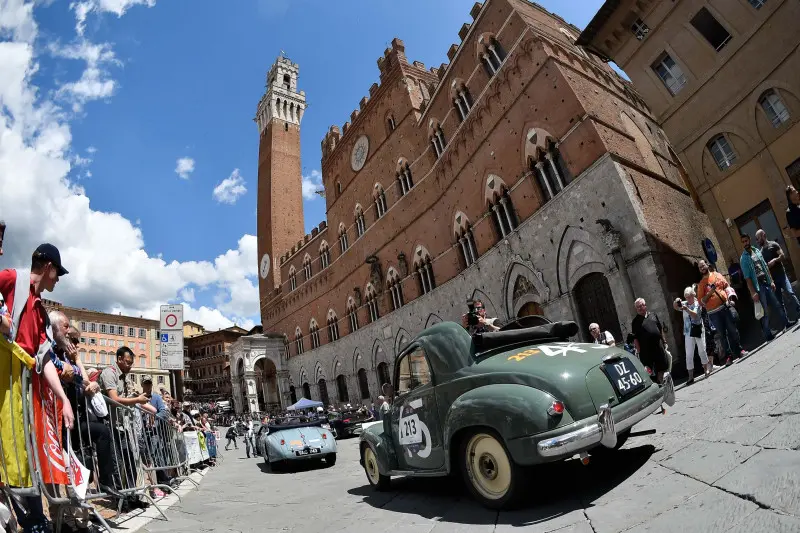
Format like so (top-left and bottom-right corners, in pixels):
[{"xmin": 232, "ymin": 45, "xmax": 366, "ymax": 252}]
[
  {"xmin": 573, "ymin": 272, "xmax": 622, "ymax": 343},
  {"xmin": 289, "ymin": 385, "xmax": 297, "ymax": 404},
  {"xmin": 357, "ymin": 368, "xmax": 370, "ymax": 401},
  {"xmin": 517, "ymin": 301, "xmax": 544, "ymax": 317},
  {"xmin": 503, "ymin": 260, "xmax": 550, "ymax": 318},
  {"xmin": 302, "ymin": 382, "xmax": 311, "ymax": 400},
  {"xmin": 254, "ymin": 357, "xmax": 279, "ymax": 412}
]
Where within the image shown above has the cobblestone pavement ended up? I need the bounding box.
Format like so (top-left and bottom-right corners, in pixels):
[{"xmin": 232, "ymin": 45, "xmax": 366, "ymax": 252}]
[{"xmin": 140, "ymin": 328, "xmax": 800, "ymax": 533}]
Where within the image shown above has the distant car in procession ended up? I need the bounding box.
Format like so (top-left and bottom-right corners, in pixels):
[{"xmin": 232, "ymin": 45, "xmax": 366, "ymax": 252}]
[
  {"xmin": 258, "ymin": 416, "xmax": 337, "ymax": 470},
  {"xmin": 359, "ymin": 319, "xmax": 675, "ymax": 509},
  {"xmin": 328, "ymin": 409, "xmax": 374, "ymax": 439}
]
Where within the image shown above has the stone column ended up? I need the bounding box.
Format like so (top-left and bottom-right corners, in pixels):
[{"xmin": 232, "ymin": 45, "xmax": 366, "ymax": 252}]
[
  {"xmin": 277, "ymin": 370, "xmax": 290, "ymax": 411},
  {"xmin": 244, "ymin": 370, "xmax": 258, "ymax": 414}
]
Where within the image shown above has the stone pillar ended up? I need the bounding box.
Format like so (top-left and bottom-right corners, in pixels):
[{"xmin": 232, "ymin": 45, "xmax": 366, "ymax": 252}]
[{"xmin": 244, "ymin": 371, "xmax": 258, "ymax": 414}]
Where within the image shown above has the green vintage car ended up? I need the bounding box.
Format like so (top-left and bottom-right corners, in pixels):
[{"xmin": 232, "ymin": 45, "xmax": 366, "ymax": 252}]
[{"xmin": 359, "ymin": 320, "xmax": 675, "ymax": 508}]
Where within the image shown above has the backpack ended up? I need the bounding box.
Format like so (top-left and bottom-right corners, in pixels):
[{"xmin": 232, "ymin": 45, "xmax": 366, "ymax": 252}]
[{"xmin": 8, "ymin": 269, "xmax": 54, "ymax": 369}]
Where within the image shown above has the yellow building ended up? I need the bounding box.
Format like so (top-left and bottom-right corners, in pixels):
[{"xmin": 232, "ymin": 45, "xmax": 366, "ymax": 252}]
[
  {"xmin": 578, "ymin": 0, "xmax": 800, "ymax": 275},
  {"xmin": 43, "ymin": 300, "xmax": 173, "ymax": 395}
]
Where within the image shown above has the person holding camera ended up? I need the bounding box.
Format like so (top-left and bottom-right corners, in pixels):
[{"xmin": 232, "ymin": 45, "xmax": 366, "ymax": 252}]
[
  {"xmin": 462, "ymin": 299, "xmax": 500, "ymax": 334},
  {"xmin": 674, "ymin": 287, "xmax": 711, "ymax": 384},
  {"xmin": 696, "ymin": 260, "xmax": 746, "ymax": 366}
]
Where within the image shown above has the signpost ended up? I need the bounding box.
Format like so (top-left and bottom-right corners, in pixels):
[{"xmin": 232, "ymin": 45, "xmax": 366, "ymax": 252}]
[{"xmin": 159, "ymin": 304, "xmax": 184, "ymax": 371}]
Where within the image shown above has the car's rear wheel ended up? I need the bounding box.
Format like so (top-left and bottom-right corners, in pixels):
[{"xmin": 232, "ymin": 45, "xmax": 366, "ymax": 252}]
[
  {"xmin": 460, "ymin": 430, "xmax": 523, "ymax": 509},
  {"xmin": 326, "ymin": 453, "xmax": 337, "ymax": 466},
  {"xmin": 362, "ymin": 445, "xmax": 390, "ymax": 491}
]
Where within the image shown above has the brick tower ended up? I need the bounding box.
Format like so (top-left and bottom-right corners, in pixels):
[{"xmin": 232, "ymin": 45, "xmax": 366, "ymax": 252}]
[{"xmin": 255, "ymin": 55, "xmax": 306, "ymax": 313}]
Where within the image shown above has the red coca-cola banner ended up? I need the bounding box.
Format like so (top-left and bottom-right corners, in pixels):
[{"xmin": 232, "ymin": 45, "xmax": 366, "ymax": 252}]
[{"xmin": 31, "ymin": 373, "xmax": 69, "ymax": 485}]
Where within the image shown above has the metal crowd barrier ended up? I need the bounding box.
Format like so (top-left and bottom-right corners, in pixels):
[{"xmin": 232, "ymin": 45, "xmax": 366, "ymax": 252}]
[
  {"xmin": 137, "ymin": 408, "xmax": 199, "ymax": 491},
  {"xmin": 0, "ymin": 350, "xmax": 221, "ymax": 533}
]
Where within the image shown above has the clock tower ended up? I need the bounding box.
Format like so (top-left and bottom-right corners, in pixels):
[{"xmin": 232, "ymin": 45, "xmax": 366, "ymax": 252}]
[{"xmin": 255, "ymin": 55, "xmax": 306, "ymax": 312}]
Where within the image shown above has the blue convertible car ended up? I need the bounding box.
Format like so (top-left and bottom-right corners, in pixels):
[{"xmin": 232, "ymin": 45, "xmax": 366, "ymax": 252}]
[{"xmin": 258, "ymin": 417, "xmax": 337, "ymax": 470}]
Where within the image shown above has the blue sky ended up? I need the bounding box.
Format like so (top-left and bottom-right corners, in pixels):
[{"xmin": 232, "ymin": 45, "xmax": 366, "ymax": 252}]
[{"xmin": 0, "ymin": 0, "xmax": 608, "ymax": 330}]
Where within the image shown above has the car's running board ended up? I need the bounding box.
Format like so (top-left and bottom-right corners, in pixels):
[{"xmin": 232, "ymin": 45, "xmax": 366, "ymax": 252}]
[
  {"xmin": 387, "ymin": 469, "xmax": 447, "ymax": 478},
  {"xmin": 628, "ymin": 429, "xmax": 657, "ymax": 438}
]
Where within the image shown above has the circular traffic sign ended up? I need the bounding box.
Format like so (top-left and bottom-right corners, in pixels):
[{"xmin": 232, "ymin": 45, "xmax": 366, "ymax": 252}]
[{"xmin": 165, "ymin": 313, "xmax": 178, "ymax": 328}]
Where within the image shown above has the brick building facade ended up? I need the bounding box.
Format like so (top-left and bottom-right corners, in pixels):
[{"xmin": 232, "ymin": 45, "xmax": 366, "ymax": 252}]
[
  {"xmin": 183, "ymin": 326, "xmax": 248, "ymax": 401},
  {"xmin": 253, "ymin": 0, "xmax": 720, "ymax": 412},
  {"xmin": 43, "ymin": 301, "xmax": 173, "ymax": 395}
]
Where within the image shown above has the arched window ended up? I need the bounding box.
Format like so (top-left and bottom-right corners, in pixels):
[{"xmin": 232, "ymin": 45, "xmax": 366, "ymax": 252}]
[
  {"xmin": 302, "ymin": 382, "xmax": 311, "ymax": 400},
  {"xmin": 346, "ymin": 296, "xmax": 359, "ymax": 333},
  {"xmin": 413, "ymin": 246, "xmax": 436, "ymax": 295},
  {"xmin": 309, "ymin": 319, "xmax": 321, "ymax": 349},
  {"xmin": 355, "ymin": 205, "xmax": 366, "ymax": 237},
  {"xmin": 336, "ymin": 374, "xmax": 349, "ymax": 402},
  {"xmin": 387, "ymin": 114, "xmax": 396, "ymax": 132},
  {"xmin": 478, "ymin": 34, "xmax": 506, "ymax": 76},
  {"xmin": 451, "ymin": 80, "xmax": 472, "ymax": 122},
  {"xmin": 526, "ymin": 131, "xmax": 572, "ymax": 202},
  {"xmin": 319, "ymin": 241, "xmax": 330, "ymax": 269},
  {"xmin": 454, "ymin": 211, "xmax": 479, "ymax": 267},
  {"xmin": 289, "ymin": 266, "xmax": 297, "ymax": 291},
  {"xmin": 139, "ymin": 356, "xmax": 146, "ymax": 367},
  {"xmin": 759, "ymin": 89, "xmax": 790, "ymax": 128},
  {"xmin": 377, "ymin": 362, "xmax": 390, "ymax": 390},
  {"xmin": 396, "ymin": 158, "xmax": 414, "ymax": 196},
  {"xmin": 289, "ymin": 385, "xmax": 297, "ymax": 404},
  {"xmin": 387, "ymin": 267, "xmax": 404, "ymax": 310},
  {"xmin": 283, "ymin": 337, "xmax": 290, "ymax": 360},
  {"xmin": 429, "ymin": 119, "xmax": 447, "ymax": 159},
  {"xmin": 365, "ymin": 283, "xmax": 380, "ymax": 323},
  {"xmin": 357, "ymin": 368, "xmax": 370, "ymax": 400},
  {"xmin": 707, "ymin": 134, "xmax": 737, "ymax": 170},
  {"xmin": 339, "ymin": 223, "xmax": 349, "ymax": 252},
  {"xmin": 294, "ymin": 327, "xmax": 304, "ymax": 355},
  {"xmin": 79, "ymin": 349, "xmax": 87, "ymax": 363},
  {"xmin": 327, "ymin": 309, "xmax": 340, "ymax": 342},
  {"xmin": 302, "ymin": 254, "xmax": 312, "ymax": 281},
  {"xmin": 486, "ymin": 175, "xmax": 518, "ymax": 239},
  {"xmin": 90, "ymin": 350, "xmax": 97, "ymax": 364},
  {"xmin": 283, "ymin": 74, "xmax": 291, "ymax": 91},
  {"xmin": 374, "ymin": 184, "xmax": 388, "ymax": 218}
]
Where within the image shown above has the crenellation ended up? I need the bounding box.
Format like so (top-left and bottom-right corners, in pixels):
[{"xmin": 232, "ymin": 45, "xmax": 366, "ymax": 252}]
[
  {"xmin": 359, "ymin": 96, "xmax": 369, "ymax": 110},
  {"xmin": 447, "ymin": 44, "xmax": 459, "ymax": 61},
  {"xmin": 369, "ymin": 83, "xmax": 379, "ymax": 97},
  {"xmin": 470, "ymin": 1, "xmax": 483, "ymax": 19},
  {"xmin": 438, "ymin": 63, "xmax": 448, "ymax": 80},
  {"xmin": 350, "ymin": 109, "xmax": 360, "ymax": 123},
  {"xmin": 458, "ymin": 23, "xmax": 471, "ymax": 41}
]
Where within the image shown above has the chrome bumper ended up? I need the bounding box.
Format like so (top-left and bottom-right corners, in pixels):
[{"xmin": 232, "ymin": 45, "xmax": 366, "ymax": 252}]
[{"xmin": 537, "ymin": 378, "xmax": 673, "ymax": 458}]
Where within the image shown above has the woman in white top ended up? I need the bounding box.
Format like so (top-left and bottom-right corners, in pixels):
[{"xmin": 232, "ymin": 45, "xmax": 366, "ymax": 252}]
[{"xmin": 674, "ymin": 286, "xmax": 711, "ymax": 384}]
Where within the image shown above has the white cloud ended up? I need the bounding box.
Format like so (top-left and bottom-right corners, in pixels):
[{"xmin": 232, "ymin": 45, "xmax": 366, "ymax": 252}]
[
  {"xmin": 175, "ymin": 156, "xmax": 194, "ymax": 179},
  {"xmin": 70, "ymin": 0, "xmax": 156, "ymax": 35},
  {"xmin": 49, "ymin": 40, "xmax": 119, "ymax": 111},
  {"xmin": 86, "ymin": 145, "xmax": 96, "ymax": 154},
  {"xmin": 179, "ymin": 287, "xmax": 195, "ymax": 303},
  {"xmin": 301, "ymin": 169, "xmax": 323, "ymax": 200},
  {"xmin": 212, "ymin": 169, "xmax": 247, "ymax": 205},
  {"xmin": 0, "ymin": 0, "xmax": 260, "ymax": 332}
]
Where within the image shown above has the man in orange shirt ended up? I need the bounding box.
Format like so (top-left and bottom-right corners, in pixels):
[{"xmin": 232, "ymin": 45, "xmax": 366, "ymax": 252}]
[{"xmin": 696, "ymin": 260, "xmax": 746, "ymax": 366}]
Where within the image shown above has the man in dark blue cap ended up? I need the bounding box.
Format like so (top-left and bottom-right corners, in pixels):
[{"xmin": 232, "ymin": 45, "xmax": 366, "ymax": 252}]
[{"xmin": 0, "ymin": 243, "xmax": 73, "ymax": 533}]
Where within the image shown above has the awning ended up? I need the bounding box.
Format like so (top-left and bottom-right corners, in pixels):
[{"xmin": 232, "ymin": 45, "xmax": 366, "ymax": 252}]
[{"xmin": 286, "ymin": 397, "xmax": 323, "ymax": 410}]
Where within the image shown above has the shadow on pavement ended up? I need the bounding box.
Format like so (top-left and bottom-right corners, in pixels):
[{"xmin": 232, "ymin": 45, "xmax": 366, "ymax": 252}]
[
  {"xmin": 257, "ymin": 457, "xmax": 335, "ymax": 475},
  {"xmin": 348, "ymin": 443, "xmax": 654, "ymax": 524}
]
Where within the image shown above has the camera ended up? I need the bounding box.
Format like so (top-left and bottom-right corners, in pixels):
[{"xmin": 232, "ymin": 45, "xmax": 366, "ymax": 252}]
[{"xmin": 466, "ymin": 299, "xmax": 480, "ymax": 326}]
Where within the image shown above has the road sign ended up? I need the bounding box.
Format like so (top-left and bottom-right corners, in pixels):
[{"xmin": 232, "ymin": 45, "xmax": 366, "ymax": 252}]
[
  {"xmin": 160, "ymin": 304, "xmax": 183, "ymax": 331},
  {"xmin": 160, "ymin": 329, "xmax": 184, "ymax": 370}
]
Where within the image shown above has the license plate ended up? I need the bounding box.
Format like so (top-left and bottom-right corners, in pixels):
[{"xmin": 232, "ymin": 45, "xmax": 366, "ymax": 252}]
[
  {"xmin": 603, "ymin": 357, "xmax": 646, "ymax": 398},
  {"xmin": 296, "ymin": 448, "xmax": 321, "ymax": 456}
]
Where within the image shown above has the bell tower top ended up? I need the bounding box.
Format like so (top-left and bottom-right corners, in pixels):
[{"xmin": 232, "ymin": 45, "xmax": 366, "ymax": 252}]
[{"xmin": 255, "ymin": 55, "xmax": 307, "ymax": 133}]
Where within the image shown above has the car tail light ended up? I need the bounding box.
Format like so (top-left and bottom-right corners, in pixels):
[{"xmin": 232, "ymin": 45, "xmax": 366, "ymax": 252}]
[
  {"xmin": 280, "ymin": 439, "xmax": 285, "ymax": 445},
  {"xmin": 322, "ymin": 433, "xmax": 327, "ymax": 440},
  {"xmin": 343, "ymin": 419, "xmax": 351, "ymax": 423},
  {"xmin": 547, "ymin": 401, "xmax": 565, "ymax": 416}
]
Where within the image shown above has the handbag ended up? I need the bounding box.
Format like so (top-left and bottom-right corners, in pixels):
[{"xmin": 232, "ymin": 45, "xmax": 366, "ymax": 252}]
[{"xmin": 690, "ymin": 323, "xmax": 703, "ymax": 338}]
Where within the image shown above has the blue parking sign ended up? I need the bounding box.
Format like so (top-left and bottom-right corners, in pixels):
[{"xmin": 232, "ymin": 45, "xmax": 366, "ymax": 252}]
[{"xmin": 160, "ymin": 333, "xmax": 169, "ymax": 343}]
